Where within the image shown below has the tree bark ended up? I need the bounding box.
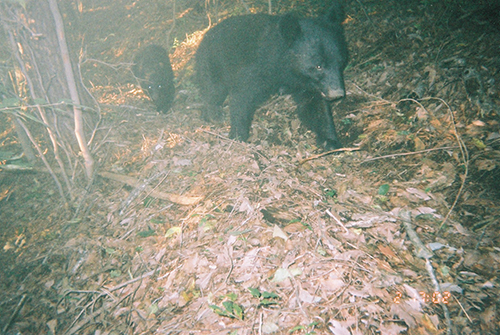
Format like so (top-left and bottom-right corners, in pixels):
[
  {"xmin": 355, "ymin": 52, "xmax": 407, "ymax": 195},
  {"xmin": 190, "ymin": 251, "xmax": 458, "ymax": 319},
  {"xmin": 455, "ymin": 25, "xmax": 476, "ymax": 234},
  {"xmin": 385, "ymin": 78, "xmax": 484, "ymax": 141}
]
[
  {"xmin": 1, "ymin": 0, "xmax": 96, "ymax": 199},
  {"xmin": 48, "ymin": 0, "xmax": 94, "ymax": 179}
]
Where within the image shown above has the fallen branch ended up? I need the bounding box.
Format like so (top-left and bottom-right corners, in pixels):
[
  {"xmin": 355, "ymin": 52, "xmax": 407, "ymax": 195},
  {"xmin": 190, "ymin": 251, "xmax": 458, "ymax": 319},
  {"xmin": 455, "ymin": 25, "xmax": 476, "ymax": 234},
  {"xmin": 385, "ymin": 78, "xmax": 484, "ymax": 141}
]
[
  {"xmin": 99, "ymin": 171, "xmax": 203, "ymax": 206},
  {"xmin": 118, "ymin": 169, "xmax": 168, "ymax": 215}
]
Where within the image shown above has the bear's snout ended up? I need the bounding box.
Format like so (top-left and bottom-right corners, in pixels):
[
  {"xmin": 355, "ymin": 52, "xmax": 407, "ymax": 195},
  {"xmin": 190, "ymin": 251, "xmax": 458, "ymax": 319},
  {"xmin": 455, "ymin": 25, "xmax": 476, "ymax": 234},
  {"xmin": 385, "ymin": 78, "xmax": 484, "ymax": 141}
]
[{"xmin": 322, "ymin": 88, "xmax": 345, "ymax": 100}]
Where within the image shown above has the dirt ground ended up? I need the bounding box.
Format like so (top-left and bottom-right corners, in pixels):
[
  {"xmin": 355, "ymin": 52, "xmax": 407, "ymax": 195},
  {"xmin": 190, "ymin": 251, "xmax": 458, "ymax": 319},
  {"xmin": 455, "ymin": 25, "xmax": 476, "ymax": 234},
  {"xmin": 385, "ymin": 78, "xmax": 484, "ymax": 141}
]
[{"xmin": 0, "ymin": 0, "xmax": 499, "ymax": 334}]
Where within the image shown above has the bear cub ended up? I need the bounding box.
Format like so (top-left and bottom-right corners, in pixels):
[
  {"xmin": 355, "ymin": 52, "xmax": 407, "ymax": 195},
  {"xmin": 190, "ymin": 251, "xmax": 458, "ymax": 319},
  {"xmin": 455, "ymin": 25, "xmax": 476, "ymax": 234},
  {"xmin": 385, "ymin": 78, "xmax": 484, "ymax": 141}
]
[
  {"xmin": 133, "ymin": 45, "xmax": 175, "ymax": 113},
  {"xmin": 194, "ymin": 1, "xmax": 348, "ymax": 149}
]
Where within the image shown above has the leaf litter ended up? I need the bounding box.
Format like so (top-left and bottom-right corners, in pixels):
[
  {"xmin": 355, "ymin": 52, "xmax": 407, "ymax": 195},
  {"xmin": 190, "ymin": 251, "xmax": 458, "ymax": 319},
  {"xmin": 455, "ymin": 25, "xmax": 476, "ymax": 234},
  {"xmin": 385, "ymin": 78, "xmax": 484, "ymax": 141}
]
[{"xmin": 0, "ymin": 0, "xmax": 499, "ymax": 334}]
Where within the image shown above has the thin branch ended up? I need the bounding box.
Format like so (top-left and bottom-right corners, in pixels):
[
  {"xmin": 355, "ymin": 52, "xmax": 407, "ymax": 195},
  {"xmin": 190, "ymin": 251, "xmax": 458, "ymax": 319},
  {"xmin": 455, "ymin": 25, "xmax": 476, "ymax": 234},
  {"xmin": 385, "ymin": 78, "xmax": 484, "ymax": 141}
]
[
  {"xmin": 399, "ymin": 210, "xmax": 453, "ymax": 335},
  {"xmin": 298, "ymin": 147, "xmax": 360, "ymax": 165},
  {"xmin": 48, "ymin": 0, "xmax": 94, "ymax": 180},
  {"xmin": 360, "ymin": 146, "xmax": 459, "ymax": 163},
  {"xmin": 17, "ymin": 118, "xmax": 67, "ymax": 202},
  {"xmin": 1, "ymin": 295, "xmax": 27, "ymax": 334},
  {"xmin": 437, "ymin": 99, "xmax": 469, "ymax": 231}
]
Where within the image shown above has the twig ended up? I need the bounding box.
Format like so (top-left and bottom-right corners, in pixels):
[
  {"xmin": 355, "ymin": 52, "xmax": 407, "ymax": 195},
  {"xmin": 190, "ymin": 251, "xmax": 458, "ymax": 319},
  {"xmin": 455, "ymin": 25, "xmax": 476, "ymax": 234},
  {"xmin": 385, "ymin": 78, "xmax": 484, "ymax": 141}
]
[
  {"xmin": 2, "ymin": 295, "xmax": 27, "ymax": 334},
  {"xmin": 118, "ymin": 170, "xmax": 167, "ymax": 215},
  {"xmin": 17, "ymin": 119, "xmax": 67, "ymax": 202},
  {"xmin": 354, "ymin": 0, "xmax": 375, "ymax": 27},
  {"xmin": 225, "ymin": 246, "xmax": 234, "ymax": 283},
  {"xmin": 360, "ymin": 146, "xmax": 459, "ymax": 163},
  {"xmin": 201, "ymin": 128, "xmax": 241, "ymax": 145},
  {"xmin": 325, "ymin": 209, "xmax": 348, "ymax": 233},
  {"xmin": 438, "ymin": 99, "xmax": 468, "ymax": 231},
  {"xmin": 399, "ymin": 210, "xmax": 453, "ymax": 335},
  {"xmin": 106, "ymin": 269, "xmax": 157, "ymax": 292},
  {"xmin": 425, "ymin": 258, "xmax": 453, "ymax": 334},
  {"xmin": 298, "ymin": 147, "xmax": 360, "ymax": 165},
  {"xmin": 453, "ymin": 295, "xmax": 472, "ymax": 323}
]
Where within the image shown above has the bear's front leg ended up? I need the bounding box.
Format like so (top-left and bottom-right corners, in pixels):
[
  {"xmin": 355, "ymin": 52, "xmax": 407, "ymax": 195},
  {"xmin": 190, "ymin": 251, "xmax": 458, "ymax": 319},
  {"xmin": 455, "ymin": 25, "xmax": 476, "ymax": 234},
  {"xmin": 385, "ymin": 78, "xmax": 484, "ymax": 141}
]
[{"xmin": 293, "ymin": 90, "xmax": 342, "ymax": 150}]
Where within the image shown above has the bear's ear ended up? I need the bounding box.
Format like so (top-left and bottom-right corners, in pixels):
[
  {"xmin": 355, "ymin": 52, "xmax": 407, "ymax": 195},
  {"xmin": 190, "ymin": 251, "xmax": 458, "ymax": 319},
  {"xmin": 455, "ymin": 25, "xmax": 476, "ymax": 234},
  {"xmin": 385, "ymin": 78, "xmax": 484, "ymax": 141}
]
[
  {"xmin": 279, "ymin": 14, "xmax": 302, "ymax": 45},
  {"xmin": 326, "ymin": 1, "xmax": 345, "ymax": 24}
]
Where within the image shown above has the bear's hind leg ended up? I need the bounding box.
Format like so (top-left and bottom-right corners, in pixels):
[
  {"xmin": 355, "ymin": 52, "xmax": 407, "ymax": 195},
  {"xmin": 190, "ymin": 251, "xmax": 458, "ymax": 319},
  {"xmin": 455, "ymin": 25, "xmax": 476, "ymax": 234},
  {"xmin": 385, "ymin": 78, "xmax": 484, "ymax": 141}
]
[
  {"xmin": 228, "ymin": 71, "xmax": 271, "ymax": 142},
  {"xmin": 196, "ymin": 60, "xmax": 228, "ymax": 121},
  {"xmin": 201, "ymin": 90, "xmax": 227, "ymax": 122}
]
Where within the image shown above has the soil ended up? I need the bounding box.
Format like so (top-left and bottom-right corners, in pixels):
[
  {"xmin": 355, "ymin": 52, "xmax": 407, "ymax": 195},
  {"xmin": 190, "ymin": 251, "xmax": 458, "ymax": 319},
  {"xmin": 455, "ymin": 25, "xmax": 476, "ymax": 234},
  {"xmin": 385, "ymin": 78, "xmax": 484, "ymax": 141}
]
[{"xmin": 0, "ymin": 0, "xmax": 499, "ymax": 334}]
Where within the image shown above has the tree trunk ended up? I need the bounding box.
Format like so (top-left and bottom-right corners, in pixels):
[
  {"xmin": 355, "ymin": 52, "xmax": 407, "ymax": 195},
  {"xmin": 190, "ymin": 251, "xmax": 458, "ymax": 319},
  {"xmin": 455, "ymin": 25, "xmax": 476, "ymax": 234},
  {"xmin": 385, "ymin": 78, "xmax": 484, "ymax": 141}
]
[{"xmin": 1, "ymin": 0, "xmax": 96, "ymax": 200}]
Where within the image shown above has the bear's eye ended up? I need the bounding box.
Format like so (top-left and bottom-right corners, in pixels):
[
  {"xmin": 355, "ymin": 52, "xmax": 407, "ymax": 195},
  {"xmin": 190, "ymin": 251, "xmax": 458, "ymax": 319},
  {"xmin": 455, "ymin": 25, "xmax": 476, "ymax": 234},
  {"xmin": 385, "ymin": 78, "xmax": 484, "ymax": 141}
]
[{"xmin": 309, "ymin": 65, "xmax": 323, "ymax": 73}]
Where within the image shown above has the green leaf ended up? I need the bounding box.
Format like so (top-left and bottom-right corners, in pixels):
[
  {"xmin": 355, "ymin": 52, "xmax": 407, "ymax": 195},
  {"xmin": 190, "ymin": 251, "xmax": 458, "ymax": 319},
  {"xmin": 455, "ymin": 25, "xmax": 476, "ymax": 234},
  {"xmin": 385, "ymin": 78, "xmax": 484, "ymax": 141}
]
[
  {"xmin": 290, "ymin": 325, "xmax": 306, "ymax": 333},
  {"xmin": 261, "ymin": 291, "xmax": 279, "ymax": 299},
  {"xmin": 143, "ymin": 197, "xmax": 155, "ymax": 207},
  {"xmin": 110, "ymin": 269, "xmax": 121, "ymax": 278},
  {"xmin": 222, "ymin": 300, "xmax": 234, "ymax": 312},
  {"xmin": 137, "ymin": 228, "xmax": 155, "ymax": 237},
  {"xmin": 105, "ymin": 247, "xmax": 116, "ymax": 254},
  {"xmin": 472, "ymin": 137, "xmax": 486, "ymax": 149},
  {"xmin": 165, "ymin": 226, "xmax": 181, "ymax": 238},
  {"xmin": 378, "ymin": 184, "xmax": 390, "ymax": 195},
  {"xmin": 300, "ymin": 221, "xmax": 313, "ymax": 231},
  {"xmin": 316, "ymin": 245, "xmax": 327, "ymax": 256},
  {"xmin": 149, "ymin": 303, "xmax": 159, "ymax": 315},
  {"xmin": 209, "ymin": 304, "xmax": 227, "ymax": 316},
  {"xmin": 259, "ymin": 299, "xmax": 278, "ymax": 306},
  {"xmin": 226, "ymin": 292, "xmax": 237, "ymax": 301},
  {"xmin": 248, "ymin": 287, "xmax": 261, "ymax": 298},
  {"xmin": 325, "ymin": 189, "xmax": 337, "ymax": 198},
  {"xmin": 232, "ymin": 303, "xmax": 243, "ymax": 320}
]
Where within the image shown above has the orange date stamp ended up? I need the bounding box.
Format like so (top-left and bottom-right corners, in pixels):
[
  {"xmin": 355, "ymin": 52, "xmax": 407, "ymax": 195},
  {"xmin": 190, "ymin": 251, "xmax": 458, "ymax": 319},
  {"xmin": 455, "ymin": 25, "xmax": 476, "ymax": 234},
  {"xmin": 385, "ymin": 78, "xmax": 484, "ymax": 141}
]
[{"xmin": 393, "ymin": 291, "xmax": 451, "ymax": 304}]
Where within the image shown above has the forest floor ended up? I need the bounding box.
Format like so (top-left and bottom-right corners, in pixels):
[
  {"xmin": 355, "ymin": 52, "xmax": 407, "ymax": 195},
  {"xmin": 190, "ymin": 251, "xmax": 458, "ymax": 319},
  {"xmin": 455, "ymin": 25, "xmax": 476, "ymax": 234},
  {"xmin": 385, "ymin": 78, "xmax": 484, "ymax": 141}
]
[{"xmin": 0, "ymin": 0, "xmax": 499, "ymax": 334}]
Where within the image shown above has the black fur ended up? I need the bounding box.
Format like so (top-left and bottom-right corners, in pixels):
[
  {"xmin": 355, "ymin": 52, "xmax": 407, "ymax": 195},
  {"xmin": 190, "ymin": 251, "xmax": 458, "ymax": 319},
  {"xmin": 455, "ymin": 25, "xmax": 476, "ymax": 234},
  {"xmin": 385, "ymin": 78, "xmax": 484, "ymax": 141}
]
[
  {"xmin": 133, "ymin": 45, "xmax": 175, "ymax": 113},
  {"xmin": 195, "ymin": 2, "xmax": 348, "ymax": 149}
]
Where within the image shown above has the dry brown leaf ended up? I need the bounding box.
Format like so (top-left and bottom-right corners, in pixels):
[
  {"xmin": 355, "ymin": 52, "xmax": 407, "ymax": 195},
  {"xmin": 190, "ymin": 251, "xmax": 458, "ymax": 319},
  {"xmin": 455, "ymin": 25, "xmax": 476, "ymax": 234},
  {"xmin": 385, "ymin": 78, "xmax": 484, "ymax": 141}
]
[
  {"xmin": 378, "ymin": 244, "xmax": 397, "ymax": 260},
  {"xmin": 476, "ymin": 159, "xmax": 496, "ymax": 171}
]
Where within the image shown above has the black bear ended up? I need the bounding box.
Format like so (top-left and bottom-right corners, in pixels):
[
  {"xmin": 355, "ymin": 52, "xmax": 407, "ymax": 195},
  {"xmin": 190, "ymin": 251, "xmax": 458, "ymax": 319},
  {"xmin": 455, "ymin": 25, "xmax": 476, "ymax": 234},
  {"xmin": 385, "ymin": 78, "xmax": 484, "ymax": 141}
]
[
  {"xmin": 133, "ymin": 45, "xmax": 175, "ymax": 113},
  {"xmin": 194, "ymin": 1, "xmax": 348, "ymax": 149}
]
